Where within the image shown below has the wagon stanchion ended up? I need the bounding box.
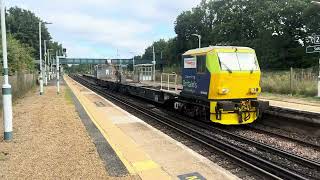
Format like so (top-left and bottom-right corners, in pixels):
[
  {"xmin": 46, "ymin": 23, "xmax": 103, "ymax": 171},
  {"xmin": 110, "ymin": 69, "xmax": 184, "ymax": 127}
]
[
  {"xmin": 167, "ymin": 74, "xmax": 170, "ymax": 91},
  {"xmin": 175, "ymin": 73, "xmax": 178, "ymax": 91}
]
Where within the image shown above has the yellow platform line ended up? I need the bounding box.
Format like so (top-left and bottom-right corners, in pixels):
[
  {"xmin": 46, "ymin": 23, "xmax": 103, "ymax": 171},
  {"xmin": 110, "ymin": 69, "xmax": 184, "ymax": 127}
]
[
  {"xmin": 65, "ymin": 77, "xmax": 136, "ymax": 174},
  {"xmin": 64, "ymin": 76, "xmax": 171, "ymax": 179},
  {"xmin": 133, "ymin": 160, "xmax": 160, "ymax": 172}
]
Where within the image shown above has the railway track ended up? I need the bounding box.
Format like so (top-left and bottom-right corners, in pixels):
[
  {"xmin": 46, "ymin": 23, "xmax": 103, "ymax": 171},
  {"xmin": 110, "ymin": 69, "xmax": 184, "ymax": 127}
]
[
  {"xmin": 71, "ymin": 74, "xmax": 319, "ymax": 180},
  {"xmin": 243, "ymin": 124, "xmax": 320, "ymax": 149}
]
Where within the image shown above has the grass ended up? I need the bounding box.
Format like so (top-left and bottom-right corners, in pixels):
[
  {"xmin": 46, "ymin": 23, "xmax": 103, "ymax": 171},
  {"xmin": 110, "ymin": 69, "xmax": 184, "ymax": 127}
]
[
  {"xmin": 260, "ymin": 71, "xmax": 317, "ymax": 97},
  {"xmin": 162, "ymin": 65, "xmax": 181, "ymax": 74}
]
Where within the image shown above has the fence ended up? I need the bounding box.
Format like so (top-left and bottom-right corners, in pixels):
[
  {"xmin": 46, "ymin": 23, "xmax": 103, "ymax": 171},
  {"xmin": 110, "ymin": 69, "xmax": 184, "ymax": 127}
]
[
  {"xmin": 261, "ymin": 67, "xmax": 318, "ymax": 97},
  {"xmin": 0, "ymin": 73, "xmax": 37, "ymax": 107}
]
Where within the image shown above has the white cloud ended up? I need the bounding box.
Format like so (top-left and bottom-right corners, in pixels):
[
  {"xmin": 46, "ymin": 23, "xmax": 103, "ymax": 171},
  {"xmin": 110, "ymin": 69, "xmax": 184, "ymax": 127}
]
[
  {"xmin": 7, "ymin": 0, "xmax": 200, "ymax": 58},
  {"xmin": 49, "ymin": 12, "xmax": 153, "ymax": 55}
]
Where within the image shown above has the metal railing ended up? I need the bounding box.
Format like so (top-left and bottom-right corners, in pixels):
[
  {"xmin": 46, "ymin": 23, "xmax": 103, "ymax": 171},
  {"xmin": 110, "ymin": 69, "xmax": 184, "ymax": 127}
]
[{"xmin": 160, "ymin": 73, "xmax": 178, "ymax": 91}]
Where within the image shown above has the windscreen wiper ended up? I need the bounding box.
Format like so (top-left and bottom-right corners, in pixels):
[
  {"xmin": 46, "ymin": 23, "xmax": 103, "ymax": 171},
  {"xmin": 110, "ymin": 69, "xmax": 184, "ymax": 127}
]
[{"xmin": 220, "ymin": 61, "xmax": 233, "ymax": 73}]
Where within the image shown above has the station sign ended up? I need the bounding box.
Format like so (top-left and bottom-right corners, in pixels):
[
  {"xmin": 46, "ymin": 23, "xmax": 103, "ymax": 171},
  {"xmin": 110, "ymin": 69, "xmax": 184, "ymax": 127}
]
[
  {"xmin": 306, "ymin": 34, "xmax": 320, "ymax": 54},
  {"xmin": 306, "ymin": 34, "xmax": 320, "ymax": 45},
  {"xmin": 306, "ymin": 45, "xmax": 320, "ymax": 54}
]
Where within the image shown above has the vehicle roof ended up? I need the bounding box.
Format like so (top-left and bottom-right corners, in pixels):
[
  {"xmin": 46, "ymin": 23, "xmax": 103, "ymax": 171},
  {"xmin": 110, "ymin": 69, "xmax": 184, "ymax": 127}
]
[{"xmin": 183, "ymin": 46, "xmax": 254, "ymax": 56}]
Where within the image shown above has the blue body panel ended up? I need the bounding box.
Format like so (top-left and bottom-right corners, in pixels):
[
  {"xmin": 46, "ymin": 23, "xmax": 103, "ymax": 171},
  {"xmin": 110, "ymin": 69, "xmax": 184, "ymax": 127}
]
[{"xmin": 182, "ymin": 68, "xmax": 211, "ymax": 97}]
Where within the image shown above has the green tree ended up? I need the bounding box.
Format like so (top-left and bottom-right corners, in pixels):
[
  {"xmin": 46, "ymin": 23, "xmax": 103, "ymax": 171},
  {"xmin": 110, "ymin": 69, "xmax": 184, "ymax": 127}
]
[
  {"xmin": 143, "ymin": 0, "xmax": 320, "ymax": 69},
  {"xmin": 0, "ymin": 35, "xmax": 35, "ymax": 74},
  {"xmin": 6, "ymin": 7, "xmax": 52, "ymax": 59}
]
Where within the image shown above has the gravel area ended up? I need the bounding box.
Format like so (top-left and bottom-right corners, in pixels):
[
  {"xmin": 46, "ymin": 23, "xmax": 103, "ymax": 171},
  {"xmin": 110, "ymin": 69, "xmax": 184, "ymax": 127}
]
[
  {"xmin": 0, "ymin": 84, "xmax": 135, "ymax": 180},
  {"xmin": 227, "ymin": 126, "xmax": 320, "ymax": 162}
]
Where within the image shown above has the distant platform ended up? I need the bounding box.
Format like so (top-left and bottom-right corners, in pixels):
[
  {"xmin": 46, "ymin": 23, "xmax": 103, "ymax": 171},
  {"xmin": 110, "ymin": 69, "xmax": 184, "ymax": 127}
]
[
  {"xmin": 65, "ymin": 75, "xmax": 239, "ymax": 180},
  {"xmin": 259, "ymin": 96, "xmax": 320, "ymax": 114}
]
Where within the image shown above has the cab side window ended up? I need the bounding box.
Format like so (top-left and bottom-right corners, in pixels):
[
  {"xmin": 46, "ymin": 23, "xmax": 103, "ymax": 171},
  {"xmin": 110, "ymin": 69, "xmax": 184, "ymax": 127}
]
[{"xmin": 196, "ymin": 55, "xmax": 206, "ymax": 74}]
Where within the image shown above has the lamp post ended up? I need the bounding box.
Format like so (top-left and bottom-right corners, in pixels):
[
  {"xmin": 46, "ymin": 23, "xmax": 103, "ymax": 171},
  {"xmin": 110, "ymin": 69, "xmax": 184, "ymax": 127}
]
[
  {"xmin": 1, "ymin": 0, "xmax": 13, "ymax": 141},
  {"xmin": 56, "ymin": 52, "xmax": 60, "ymax": 94},
  {"xmin": 39, "ymin": 22, "xmax": 43, "ymax": 95},
  {"xmin": 38, "ymin": 21, "xmax": 52, "ymax": 95},
  {"xmin": 192, "ymin": 34, "xmax": 201, "ymax": 48},
  {"xmin": 47, "ymin": 49, "xmax": 53, "ymax": 80},
  {"xmin": 56, "ymin": 50, "xmax": 66, "ymax": 94},
  {"xmin": 44, "ymin": 40, "xmax": 48, "ymax": 85}
]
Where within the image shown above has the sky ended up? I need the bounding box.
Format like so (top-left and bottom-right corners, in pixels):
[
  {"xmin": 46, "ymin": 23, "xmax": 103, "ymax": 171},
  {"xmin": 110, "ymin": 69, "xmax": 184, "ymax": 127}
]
[{"xmin": 6, "ymin": 0, "xmax": 200, "ymax": 58}]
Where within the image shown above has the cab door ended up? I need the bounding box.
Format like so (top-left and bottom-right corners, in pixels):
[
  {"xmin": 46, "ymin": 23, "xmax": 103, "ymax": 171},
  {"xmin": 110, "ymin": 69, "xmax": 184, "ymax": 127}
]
[{"xmin": 195, "ymin": 54, "xmax": 210, "ymax": 97}]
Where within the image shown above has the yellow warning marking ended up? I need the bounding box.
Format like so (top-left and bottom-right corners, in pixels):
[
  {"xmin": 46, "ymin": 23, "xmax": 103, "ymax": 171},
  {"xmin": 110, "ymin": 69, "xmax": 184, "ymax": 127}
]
[
  {"xmin": 66, "ymin": 76, "xmax": 169, "ymax": 179},
  {"xmin": 186, "ymin": 176, "xmax": 201, "ymax": 180},
  {"xmin": 132, "ymin": 160, "xmax": 160, "ymax": 172},
  {"xmin": 65, "ymin": 77, "xmax": 136, "ymax": 175}
]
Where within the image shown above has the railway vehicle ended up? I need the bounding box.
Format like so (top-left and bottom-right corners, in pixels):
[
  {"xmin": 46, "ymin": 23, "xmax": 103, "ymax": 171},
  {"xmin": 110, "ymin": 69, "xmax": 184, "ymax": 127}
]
[{"xmin": 85, "ymin": 46, "xmax": 269, "ymax": 125}]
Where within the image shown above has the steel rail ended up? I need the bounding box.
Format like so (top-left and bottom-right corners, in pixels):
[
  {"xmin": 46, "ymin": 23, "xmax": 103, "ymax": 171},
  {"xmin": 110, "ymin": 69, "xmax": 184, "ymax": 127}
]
[{"xmin": 167, "ymin": 111, "xmax": 320, "ymax": 170}]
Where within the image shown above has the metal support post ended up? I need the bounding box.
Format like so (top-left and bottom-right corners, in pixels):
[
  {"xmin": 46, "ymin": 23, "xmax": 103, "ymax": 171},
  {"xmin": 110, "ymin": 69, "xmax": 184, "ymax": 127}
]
[
  {"xmin": 39, "ymin": 22, "xmax": 44, "ymax": 95},
  {"xmin": 56, "ymin": 54, "xmax": 60, "ymax": 94},
  {"xmin": 48, "ymin": 50, "xmax": 51, "ymax": 81},
  {"xmin": 44, "ymin": 40, "xmax": 48, "ymax": 86},
  {"xmin": 318, "ymin": 57, "xmax": 320, "ymax": 97},
  {"xmin": 152, "ymin": 46, "xmax": 156, "ymax": 82},
  {"xmin": 50, "ymin": 52, "xmax": 53, "ymax": 79},
  {"xmin": 1, "ymin": 0, "xmax": 13, "ymax": 141}
]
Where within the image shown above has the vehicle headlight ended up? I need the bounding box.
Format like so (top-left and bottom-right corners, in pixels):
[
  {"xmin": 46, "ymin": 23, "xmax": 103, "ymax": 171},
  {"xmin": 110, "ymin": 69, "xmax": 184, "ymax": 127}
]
[
  {"xmin": 218, "ymin": 88, "xmax": 229, "ymax": 95},
  {"xmin": 249, "ymin": 88, "xmax": 260, "ymax": 94}
]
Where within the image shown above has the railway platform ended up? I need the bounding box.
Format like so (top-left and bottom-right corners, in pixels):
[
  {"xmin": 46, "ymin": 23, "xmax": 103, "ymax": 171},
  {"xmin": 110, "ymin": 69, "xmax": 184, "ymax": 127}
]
[
  {"xmin": 259, "ymin": 95, "xmax": 320, "ymax": 114},
  {"xmin": 64, "ymin": 76, "xmax": 239, "ymax": 180}
]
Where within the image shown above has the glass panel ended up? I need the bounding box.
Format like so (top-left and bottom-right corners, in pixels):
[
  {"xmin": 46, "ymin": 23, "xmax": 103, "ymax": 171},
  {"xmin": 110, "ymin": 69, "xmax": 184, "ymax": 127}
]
[
  {"xmin": 237, "ymin": 53, "xmax": 259, "ymax": 71},
  {"xmin": 196, "ymin": 55, "xmax": 206, "ymax": 73},
  {"xmin": 218, "ymin": 52, "xmax": 259, "ymax": 71},
  {"xmin": 218, "ymin": 53, "xmax": 240, "ymax": 71}
]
